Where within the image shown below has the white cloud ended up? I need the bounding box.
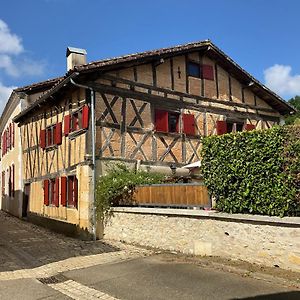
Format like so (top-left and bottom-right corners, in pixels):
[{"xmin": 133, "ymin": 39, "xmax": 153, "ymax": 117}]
[
  {"xmin": 0, "ymin": 19, "xmax": 45, "ymax": 78},
  {"xmin": 0, "ymin": 82, "xmax": 16, "ymax": 114},
  {"xmin": 264, "ymin": 64, "xmax": 300, "ymax": 97},
  {"xmin": 0, "ymin": 19, "xmax": 23, "ymax": 55}
]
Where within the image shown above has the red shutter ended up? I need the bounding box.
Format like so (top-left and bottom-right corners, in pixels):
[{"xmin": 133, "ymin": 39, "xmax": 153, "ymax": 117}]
[
  {"xmin": 55, "ymin": 122, "xmax": 62, "ymax": 145},
  {"xmin": 1, "ymin": 134, "xmax": 3, "ymax": 157},
  {"xmin": 54, "ymin": 178, "xmax": 59, "ymax": 207},
  {"xmin": 4, "ymin": 131, "xmax": 6, "ymax": 155},
  {"xmin": 82, "ymin": 105, "xmax": 89, "ymax": 129},
  {"xmin": 8, "ymin": 166, "xmax": 11, "ymax": 197},
  {"xmin": 64, "ymin": 115, "xmax": 71, "ymax": 136},
  {"xmin": 216, "ymin": 120, "xmax": 227, "ymax": 135},
  {"xmin": 245, "ymin": 124, "xmax": 256, "ymax": 131},
  {"xmin": 12, "ymin": 164, "xmax": 15, "ymax": 197},
  {"xmin": 8, "ymin": 125, "xmax": 11, "ymax": 150},
  {"xmin": 61, "ymin": 177, "xmax": 67, "ymax": 206},
  {"xmin": 182, "ymin": 114, "xmax": 195, "ymax": 135},
  {"xmin": 202, "ymin": 65, "xmax": 214, "ymax": 81},
  {"xmin": 68, "ymin": 177, "xmax": 74, "ymax": 206},
  {"xmin": 155, "ymin": 110, "xmax": 168, "ymax": 132},
  {"xmin": 40, "ymin": 129, "xmax": 46, "ymax": 149},
  {"xmin": 12, "ymin": 123, "xmax": 14, "ymax": 148},
  {"xmin": 74, "ymin": 176, "xmax": 78, "ymax": 208},
  {"xmin": 44, "ymin": 179, "xmax": 49, "ymax": 206}
]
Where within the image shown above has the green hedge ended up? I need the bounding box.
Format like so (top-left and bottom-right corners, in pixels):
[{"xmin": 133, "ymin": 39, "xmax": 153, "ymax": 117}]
[{"xmin": 201, "ymin": 125, "xmax": 300, "ymax": 216}]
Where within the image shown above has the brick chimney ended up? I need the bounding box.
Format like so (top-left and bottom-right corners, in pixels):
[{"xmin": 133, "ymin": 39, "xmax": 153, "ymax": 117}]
[{"xmin": 66, "ymin": 47, "xmax": 87, "ymax": 71}]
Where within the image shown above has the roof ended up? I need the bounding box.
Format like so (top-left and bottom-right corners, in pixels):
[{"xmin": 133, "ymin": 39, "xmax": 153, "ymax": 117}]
[
  {"xmin": 14, "ymin": 40, "xmax": 296, "ymax": 122},
  {"xmin": 14, "ymin": 76, "xmax": 63, "ymax": 94}
]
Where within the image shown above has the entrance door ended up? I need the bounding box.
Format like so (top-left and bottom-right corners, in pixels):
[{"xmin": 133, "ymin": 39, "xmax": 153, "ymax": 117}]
[{"xmin": 22, "ymin": 184, "xmax": 30, "ymax": 217}]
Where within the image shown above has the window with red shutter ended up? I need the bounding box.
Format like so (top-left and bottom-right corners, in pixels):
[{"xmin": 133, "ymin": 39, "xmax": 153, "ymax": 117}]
[
  {"xmin": 44, "ymin": 179, "xmax": 49, "ymax": 205},
  {"xmin": 12, "ymin": 123, "xmax": 14, "ymax": 148},
  {"xmin": 54, "ymin": 178, "xmax": 59, "ymax": 207},
  {"xmin": 216, "ymin": 120, "xmax": 227, "ymax": 135},
  {"xmin": 202, "ymin": 65, "xmax": 214, "ymax": 81},
  {"xmin": 8, "ymin": 166, "xmax": 11, "ymax": 197},
  {"xmin": 155, "ymin": 110, "xmax": 169, "ymax": 132},
  {"xmin": 12, "ymin": 164, "xmax": 14, "ymax": 197},
  {"xmin": 55, "ymin": 122, "xmax": 62, "ymax": 145},
  {"xmin": 2, "ymin": 171, "xmax": 5, "ymax": 196},
  {"xmin": 74, "ymin": 177, "xmax": 78, "ymax": 208},
  {"xmin": 66, "ymin": 176, "xmax": 78, "ymax": 208},
  {"xmin": 64, "ymin": 115, "xmax": 71, "ymax": 136},
  {"xmin": 40, "ymin": 129, "xmax": 46, "ymax": 149},
  {"xmin": 61, "ymin": 177, "xmax": 67, "ymax": 206},
  {"xmin": 245, "ymin": 124, "xmax": 256, "ymax": 131},
  {"xmin": 182, "ymin": 114, "xmax": 196, "ymax": 135},
  {"xmin": 82, "ymin": 105, "xmax": 89, "ymax": 129}
]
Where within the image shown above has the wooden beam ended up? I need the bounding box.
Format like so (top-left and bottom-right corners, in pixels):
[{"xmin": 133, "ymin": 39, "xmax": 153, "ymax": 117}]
[
  {"xmin": 100, "ymin": 74, "xmax": 277, "ymax": 114},
  {"xmin": 90, "ymin": 82, "xmax": 280, "ymax": 122}
]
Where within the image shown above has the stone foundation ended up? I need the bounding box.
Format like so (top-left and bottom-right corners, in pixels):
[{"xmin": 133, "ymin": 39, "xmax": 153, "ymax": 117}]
[{"xmin": 104, "ymin": 207, "xmax": 300, "ymax": 272}]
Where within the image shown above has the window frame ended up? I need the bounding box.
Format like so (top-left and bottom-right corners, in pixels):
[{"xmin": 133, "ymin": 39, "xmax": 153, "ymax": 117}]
[
  {"xmin": 187, "ymin": 61, "xmax": 201, "ymax": 78},
  {"xmin": 45, "ymin": 124, "xmax": 57, "ymax": 148}
]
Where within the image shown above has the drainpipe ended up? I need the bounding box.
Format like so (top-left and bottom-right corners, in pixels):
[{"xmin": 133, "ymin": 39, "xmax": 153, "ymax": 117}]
[{"xmin": 70, "ymin": 77, "xmax": 96, "ymax": 241}]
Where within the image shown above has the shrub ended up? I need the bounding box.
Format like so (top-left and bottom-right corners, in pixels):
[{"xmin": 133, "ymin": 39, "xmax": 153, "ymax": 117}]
[
  {"xmin": 201, "ymin": 126, "xmax": 300, "ymax": 216},
  {"xmin": 95, "ymin": 164, "xmax": 164, "ymax": 222}
]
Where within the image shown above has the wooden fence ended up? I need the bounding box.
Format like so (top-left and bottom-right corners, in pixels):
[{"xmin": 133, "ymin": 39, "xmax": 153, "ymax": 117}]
[{"xmin": 133, "ymin": 183, "xmax": 210, "ymax": 208}]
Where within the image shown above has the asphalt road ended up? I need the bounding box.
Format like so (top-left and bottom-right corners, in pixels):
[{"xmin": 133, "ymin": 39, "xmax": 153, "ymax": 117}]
[{"xmin": 63, "ymin": 254, "xmax": 300, "ymax": 300}]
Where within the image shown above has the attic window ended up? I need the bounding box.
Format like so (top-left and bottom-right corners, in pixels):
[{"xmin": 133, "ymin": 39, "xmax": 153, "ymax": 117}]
[{"xmin": 187, "ymin": 62, "xmax": 201, "ymax": 78}]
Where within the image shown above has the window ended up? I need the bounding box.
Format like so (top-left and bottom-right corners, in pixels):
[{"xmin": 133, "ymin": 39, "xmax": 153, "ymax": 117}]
[
  {"xmin": 155, "ymin": 110, "xmax": 179, "ymax": 133},
  {"xmin": 43, "ymin": 178, "xmax": 59, "ymax": 206},
  {"xmin": 187, "ymin": 62, "xmax": 214, "ymax": 81},
  {"xmin": 1, "ymin": 122, "xmax": 15, "ymax": 157},
  {"xmin": 154, "ymin": 110, "xmax": 196, "ymax": 135},
  {"xmin": 216, "ymin": 120, "xmax": 254, "ymax": 135},
  {"xmin": 61, "ymin": 176, "xmax": 78, "ymax": 208},
  {"xmin": 64, "ymin": 105, "xmax": 89, "ymax": 136},
  {"xmin": 46, "ymin": 125, "xmax": 56, "ymax": 147},
  {"xmin": 187, "ymin": 62, "xmax": 201, "ymax": 78},
  {"xmin": 1, "ymin": 172, "xmax": 4, "ymax": 195},
  {"xmin": 40, "ymin": 122, "xmax": 62, "ymax": 149}
]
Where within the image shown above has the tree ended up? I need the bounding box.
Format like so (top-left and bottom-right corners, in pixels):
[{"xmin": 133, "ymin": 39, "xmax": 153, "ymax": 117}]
[{"xmin": 285, "ymin": 96, "xmax": 300, "ymax": 125}]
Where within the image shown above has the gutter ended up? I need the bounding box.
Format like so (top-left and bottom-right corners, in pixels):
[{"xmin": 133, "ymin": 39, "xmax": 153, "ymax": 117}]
[{"xmin": 69, "ymin": 78, "xmax": 97, "ymax": 242}]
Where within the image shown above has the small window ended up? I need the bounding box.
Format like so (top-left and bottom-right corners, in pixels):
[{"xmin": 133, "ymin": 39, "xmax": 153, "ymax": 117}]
[
  {"xmin": 67, "ymin": 176, "xmax": 78, "ymax": 208},
  {"xmin": 64, "ymin": 105, "xmax": 89, "ymax": 136},
  {"xmin": 227, "ymin": 122, "xmax": 243, "ymax": 133},
  {"xmin": 187, "ymin": 62, "xmax": 201, "ymax": 78},
  {"xmin": 155, "ymin": 110, "xmax": 179, "ymax": 133},
  {"xmin": 46, "ymin": 125, "xmax": 56, "ymax": 147},
  {"xmin": 168, "ymin": 113, "xmax": 179, "ymax": 133},
  {"xmin": 49, "ymin": 179, "xmax": 56, "ymax": 205}
]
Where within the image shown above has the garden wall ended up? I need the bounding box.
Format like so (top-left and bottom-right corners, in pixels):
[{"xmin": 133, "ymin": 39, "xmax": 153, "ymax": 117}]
[{"xmin": 104, "ymin": 207, "xmax": 300, "ymax": 272}]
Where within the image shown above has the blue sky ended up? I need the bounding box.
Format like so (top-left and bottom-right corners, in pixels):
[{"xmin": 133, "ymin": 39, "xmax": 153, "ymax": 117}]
[{"xmin": 1, "ymin": 0, "xmax": 300, "ymax": 111}]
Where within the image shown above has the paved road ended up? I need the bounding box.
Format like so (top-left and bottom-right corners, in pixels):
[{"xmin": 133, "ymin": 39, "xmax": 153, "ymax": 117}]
[{"xmin": 0, "ymin": 210, "xmax": 299, "ymax": 300}]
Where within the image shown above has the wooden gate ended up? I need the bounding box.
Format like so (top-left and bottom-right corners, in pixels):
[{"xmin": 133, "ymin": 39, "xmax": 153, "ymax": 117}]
[{"xmin": 134, "ymin": 183, "xmax": 210, "ymax": 207}]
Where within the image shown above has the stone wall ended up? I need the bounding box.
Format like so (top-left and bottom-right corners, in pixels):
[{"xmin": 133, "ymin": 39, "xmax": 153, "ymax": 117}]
[{"xmin": 104, "ymin": 207, "xmax": 300, "ymax": 272}]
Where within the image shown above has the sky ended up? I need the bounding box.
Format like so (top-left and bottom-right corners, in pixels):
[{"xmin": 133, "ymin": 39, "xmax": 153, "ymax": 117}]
[{"xmin": 0, "ymin": 0, "xmax": 300, "ymax": 113}]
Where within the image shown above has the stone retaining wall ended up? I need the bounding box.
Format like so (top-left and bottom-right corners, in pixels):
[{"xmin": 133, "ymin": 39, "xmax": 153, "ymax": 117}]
[{"xmin": 104, "ymin": 207, "xmax": 300, "ymax": 272}]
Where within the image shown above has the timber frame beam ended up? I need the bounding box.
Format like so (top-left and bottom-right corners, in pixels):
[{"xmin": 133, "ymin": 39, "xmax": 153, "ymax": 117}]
[{"xmin": 86, "ymin": 80, "xmax": 280, "ymax": 122}]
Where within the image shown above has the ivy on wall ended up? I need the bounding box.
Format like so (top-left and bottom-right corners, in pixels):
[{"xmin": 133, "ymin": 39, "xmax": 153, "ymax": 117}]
[{"xmin": 201, "ymin": 126, "xmax": 300, "ymax": 216}]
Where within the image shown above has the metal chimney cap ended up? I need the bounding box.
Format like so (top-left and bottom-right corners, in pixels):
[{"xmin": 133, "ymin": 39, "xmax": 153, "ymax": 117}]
[{"xmin": 66, "ymin": 47, "xmax": 87, "ymax": 57}]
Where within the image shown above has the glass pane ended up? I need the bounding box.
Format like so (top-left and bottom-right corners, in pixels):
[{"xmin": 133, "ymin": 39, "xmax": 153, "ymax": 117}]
[{"xmin": 188, "ymin": 62, "xmax": 201, "ymax": 78}]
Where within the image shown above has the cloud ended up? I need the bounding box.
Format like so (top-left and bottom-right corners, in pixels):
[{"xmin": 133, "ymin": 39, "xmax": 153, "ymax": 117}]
[
  {"xmin": 264, "ymin": 64, "xmax": 300, "ymax": 97},
  {"xmin": 0, "ymin": 82, "xmax": 16, "ymax": 114},
  {"xmin": 0, "ymin": 19, "xmax": 23, "ymax": 55},
  {"xmin": 0, "ymin": 19, "xmax": 45, "ymax": 78}
]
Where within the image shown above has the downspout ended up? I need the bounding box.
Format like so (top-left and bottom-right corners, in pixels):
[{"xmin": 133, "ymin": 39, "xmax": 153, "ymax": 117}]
[{"xmin": 70, "ymin": 77, "xmax": 96, "ymax": 241}]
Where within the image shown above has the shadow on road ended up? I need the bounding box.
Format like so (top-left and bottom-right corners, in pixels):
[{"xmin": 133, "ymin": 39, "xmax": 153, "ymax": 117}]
[
  {"xmin": 233, "ymin": 291, "xmax": 300, "ymax": 300},
  {"xmin": 0, "ymin": 211, "xmax": 119, "ymax": 272}
]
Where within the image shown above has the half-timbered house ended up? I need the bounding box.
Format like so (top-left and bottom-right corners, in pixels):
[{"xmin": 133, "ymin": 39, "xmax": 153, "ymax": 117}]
[
  {"xmin": 0, "ymin": 78, "xmax": 61, "ymax": 217},
  {"xmin": 13, "ymin": 41, "xmax": 295, "ymax": 238}
]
